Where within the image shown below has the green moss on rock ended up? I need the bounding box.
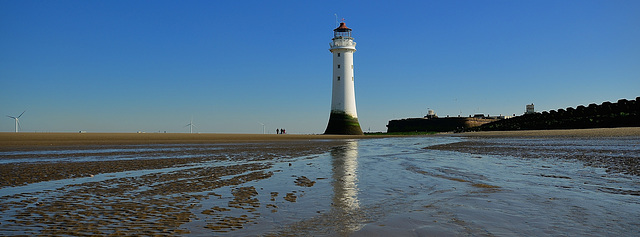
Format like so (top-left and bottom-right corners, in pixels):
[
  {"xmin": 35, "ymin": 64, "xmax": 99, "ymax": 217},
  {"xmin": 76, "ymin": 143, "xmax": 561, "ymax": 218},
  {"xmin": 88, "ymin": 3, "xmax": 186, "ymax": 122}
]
[{"xmin": 324, "ymin": 112, "xmax": 363, "ymax": 135}]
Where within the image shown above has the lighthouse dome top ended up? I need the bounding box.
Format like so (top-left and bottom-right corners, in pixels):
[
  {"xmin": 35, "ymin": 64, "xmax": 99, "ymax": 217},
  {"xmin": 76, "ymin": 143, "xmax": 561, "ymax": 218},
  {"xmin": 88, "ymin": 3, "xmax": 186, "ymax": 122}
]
[{"xmin": 334, "ymin": 22, "xmax": 352, "ymax": 32}]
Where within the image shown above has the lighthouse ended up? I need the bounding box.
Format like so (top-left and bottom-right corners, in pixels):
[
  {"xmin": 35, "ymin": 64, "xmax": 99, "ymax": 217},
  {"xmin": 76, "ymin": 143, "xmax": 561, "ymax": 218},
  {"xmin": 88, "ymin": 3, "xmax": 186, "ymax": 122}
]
[{"xmin": 324, "ymin": 21, "xmax": 363, "ymax": 135}]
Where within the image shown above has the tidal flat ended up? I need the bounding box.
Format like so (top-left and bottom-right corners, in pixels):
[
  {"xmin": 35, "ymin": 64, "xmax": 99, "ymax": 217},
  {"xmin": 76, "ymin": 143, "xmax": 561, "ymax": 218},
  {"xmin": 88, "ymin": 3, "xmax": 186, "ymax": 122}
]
[{"xmin": 1, "ymin": 129, "xmax": 639, "ymax": 236}]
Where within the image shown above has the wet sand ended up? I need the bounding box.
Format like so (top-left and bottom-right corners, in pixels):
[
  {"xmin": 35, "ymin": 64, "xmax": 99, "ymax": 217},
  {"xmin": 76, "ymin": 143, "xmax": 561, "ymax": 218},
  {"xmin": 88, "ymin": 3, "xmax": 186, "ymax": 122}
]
[
  {"xmin": 429, "ymin": 127, "xmax": 640, "ymax": 176},
  {"xmin": 0, "ymin": 132, "xmax": 376, "ymax": 148},
  {"xmin": 0, "ymin": 133, "xmax": 370, "ymax": 188},
  {"xmin": 0, "ymin": 133, "xmax": 372, "ymax": 234},
  {"xmin": 2, "ymin": 129, "xmax": 639, "ymax": 235},
  {"xmin": 0, "ymin": 133, "xmax": 380, "ymax": 188},
  {"xmin": 0, "ymin": 139, "xmax": 353, "ymax": 235},
  {"xmin": 452, "ymin": 127, "xmax": 640, "ymax": 138}
]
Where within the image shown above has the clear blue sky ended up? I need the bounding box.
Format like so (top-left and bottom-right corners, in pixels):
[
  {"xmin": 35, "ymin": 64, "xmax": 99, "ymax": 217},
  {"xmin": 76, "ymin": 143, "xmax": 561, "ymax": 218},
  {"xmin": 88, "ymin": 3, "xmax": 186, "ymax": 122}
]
[{"xmin": 1, "ymin": 0, "xmax": 639, "ymax": 133}]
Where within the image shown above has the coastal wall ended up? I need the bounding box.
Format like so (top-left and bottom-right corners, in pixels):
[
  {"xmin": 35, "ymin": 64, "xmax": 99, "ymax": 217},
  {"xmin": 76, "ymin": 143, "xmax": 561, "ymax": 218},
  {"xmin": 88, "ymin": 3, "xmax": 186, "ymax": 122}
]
[
  {"xmin": 386, "ymin": 97, "xmax": 639, "ymax": 133},
  {"xmin": 386, "ymin": 117, "xmax": 498, "ymax": 133},
  {"xmin": 475, "ymin": 97, "xmax": 640, "ymax": 131}
]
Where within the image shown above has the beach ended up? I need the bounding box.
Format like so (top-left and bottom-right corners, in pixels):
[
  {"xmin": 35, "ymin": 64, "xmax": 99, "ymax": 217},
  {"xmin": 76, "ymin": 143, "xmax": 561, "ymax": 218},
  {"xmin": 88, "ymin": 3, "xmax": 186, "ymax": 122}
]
[
  {"xmin": 452, "ymin": 127, "xmax": 640, "ymax": 138},
  {"xmin": 0, "ymin": 132, "xmax": 375, "ymax": 148},
  {"xmin": 1, "ymin": 128, "xmax": 639, "ymax": 235},
  {"xmin": 1, "ymin": 135, "xmax": 359, "ymax": 235},
  {"xmin": 430, "ymin": 127, "xmax": 640, "ymax": 176},
  {"xmin": 0, "ymin": 133, "xmax": 378, "ymax": 189},
  {"xmin": 4, "ymin": 128, "xmax": 638, "ymax": 188},
  {"xmin": 2, "ymin": 127, "xmax": 638, "ymax": 148}
]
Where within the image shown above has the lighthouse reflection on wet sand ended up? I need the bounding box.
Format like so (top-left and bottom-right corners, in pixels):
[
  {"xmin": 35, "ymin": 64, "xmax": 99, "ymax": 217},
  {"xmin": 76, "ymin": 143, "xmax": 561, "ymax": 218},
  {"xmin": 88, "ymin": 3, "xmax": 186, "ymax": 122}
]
[{"xmin": 324, "ymin": 21, "xmax": 363, "ymax": 135}]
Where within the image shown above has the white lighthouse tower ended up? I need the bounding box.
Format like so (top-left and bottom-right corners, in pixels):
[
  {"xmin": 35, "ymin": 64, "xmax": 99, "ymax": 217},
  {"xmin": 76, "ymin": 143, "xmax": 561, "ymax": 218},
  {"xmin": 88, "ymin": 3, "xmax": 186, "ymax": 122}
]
[{"xmin": 324, "ymin": 21, "xmax": 363, "ymax": 135}]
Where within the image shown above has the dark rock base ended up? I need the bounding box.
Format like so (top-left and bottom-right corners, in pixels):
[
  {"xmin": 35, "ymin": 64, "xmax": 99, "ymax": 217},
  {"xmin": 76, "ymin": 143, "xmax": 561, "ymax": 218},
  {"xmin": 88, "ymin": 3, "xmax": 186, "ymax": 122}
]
[{"xmin": 324, "ymin": 111, "xmax": 363, "ymax": 135}]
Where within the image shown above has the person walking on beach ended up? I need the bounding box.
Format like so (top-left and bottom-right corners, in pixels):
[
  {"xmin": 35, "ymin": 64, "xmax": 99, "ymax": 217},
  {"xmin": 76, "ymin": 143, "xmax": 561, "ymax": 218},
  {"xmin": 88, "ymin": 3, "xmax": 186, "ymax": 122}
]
[{"xmin": 276, "ymin": 129, "xmax": 280, "ymax": 134}]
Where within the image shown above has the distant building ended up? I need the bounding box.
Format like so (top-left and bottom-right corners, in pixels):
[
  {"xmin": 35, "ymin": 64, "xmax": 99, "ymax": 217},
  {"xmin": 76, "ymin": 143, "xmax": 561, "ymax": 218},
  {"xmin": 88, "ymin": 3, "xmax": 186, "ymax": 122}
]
[
  {"xmin": 388, "ymin": 108, "xmax": 514, "ymax": 132},
  {"xmin": 495, "ymin": 114, "xmax": 514, "ymax": 119},
  {"xmin": 424, "ymin": 109, "xmax": 437, "ymax": 119},
  {"xmin": 387, "ymin": 116, "xmax": 500, "ymax": 133},
  {"xmin": 525, "ymin": 103, "xmax": 535, "ymax": 114}
]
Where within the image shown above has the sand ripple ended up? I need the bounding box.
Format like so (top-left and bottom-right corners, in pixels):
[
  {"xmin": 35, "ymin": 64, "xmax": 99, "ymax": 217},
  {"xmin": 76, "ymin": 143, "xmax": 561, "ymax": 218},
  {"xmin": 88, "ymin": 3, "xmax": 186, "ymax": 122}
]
[{"xmin": 0, "ymin": 140, "xmax": 344, "ymax": 235}]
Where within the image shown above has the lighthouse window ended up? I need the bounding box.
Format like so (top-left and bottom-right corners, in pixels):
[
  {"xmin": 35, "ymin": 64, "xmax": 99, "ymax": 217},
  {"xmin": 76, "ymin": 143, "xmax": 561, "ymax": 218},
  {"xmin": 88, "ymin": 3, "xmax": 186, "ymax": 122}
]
[
  {"xmin": 338, "ymin": 64, "xmax": 341, "ymax": 68},
  {"xmin": 337, "ymin": 76, "xmax": 341, "ymax": 81},
  {"xmin": 337, "ymin": 53, "xmax": 341, "ymax": 57},
  {"xmin": 351, "ymin": 65, "xmax": 354, "ymax": 69},
  {"xmin": 352, "ymin": 77, "xmax": 354, "ymax": 81}
]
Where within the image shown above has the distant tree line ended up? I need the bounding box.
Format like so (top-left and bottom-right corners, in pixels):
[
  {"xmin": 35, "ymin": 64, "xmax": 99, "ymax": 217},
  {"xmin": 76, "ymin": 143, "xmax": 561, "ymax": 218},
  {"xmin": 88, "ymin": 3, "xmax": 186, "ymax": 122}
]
[{"xmin": 472, "ymin": 97, "xmax": 640, "ymax": 131}]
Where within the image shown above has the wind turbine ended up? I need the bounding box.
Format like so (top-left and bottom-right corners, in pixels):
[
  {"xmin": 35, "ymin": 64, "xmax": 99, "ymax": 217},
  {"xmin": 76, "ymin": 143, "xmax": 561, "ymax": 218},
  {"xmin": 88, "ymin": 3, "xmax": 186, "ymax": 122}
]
[
  {"xmin": 7, "ymin": 110, "xmax": 25, "ymax": 133},
  {"xmin": 258, "ymin": 122, "xmax": 265, "ymax": 134},
  {"xmin": 185, "ymin": 117, "xmax": 197, "ymax": 134}
]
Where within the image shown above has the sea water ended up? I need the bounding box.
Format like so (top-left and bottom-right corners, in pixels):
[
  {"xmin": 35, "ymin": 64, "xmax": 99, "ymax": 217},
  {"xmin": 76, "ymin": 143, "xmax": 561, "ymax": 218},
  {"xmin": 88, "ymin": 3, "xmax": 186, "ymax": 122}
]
[
  {"xmin": 251, "ymin": 136, "xmax": 640, "ymax": 236},
  {"xmin": 1, "ymin": 136, "xmax": 639, "ymax": 236}
]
